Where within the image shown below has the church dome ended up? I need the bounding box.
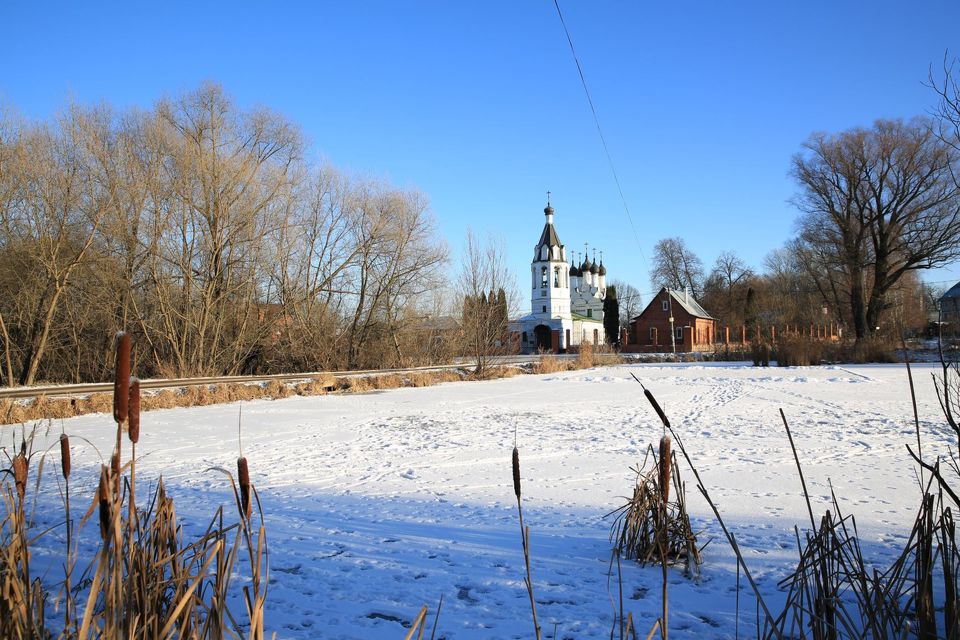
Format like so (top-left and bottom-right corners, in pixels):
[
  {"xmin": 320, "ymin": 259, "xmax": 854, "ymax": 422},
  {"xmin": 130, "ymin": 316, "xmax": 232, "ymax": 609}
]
[
  {"xmin": 580, "ymin": 257, "xmax": 591, "ymax": 272},
  {"xmin": 598, "ymin": 261, "xmax": 607, "ymax": 276},
  {"xmin": 589, "ymin": 260, "xmax": 599, "ymax": 274},
  {"xmin": 568, "ymin": 263, "xmax": 579, "ymax": 277},
  {"xmin": 544, "ymin": 203, "xmax": 554, "ymax": 216}
]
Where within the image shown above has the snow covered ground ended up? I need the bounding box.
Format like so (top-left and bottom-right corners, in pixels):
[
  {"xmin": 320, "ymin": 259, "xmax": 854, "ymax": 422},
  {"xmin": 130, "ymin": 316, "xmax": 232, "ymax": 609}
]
[{"xmin": 15, "ymin": 362, "xmax": 954, "ymax": 638}]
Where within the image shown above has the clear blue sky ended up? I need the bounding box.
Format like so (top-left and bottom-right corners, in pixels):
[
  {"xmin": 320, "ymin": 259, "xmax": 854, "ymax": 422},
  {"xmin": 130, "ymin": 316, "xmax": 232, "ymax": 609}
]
[{"xmin": 3, "ymin": 1, "xmax": 959, "ymax": 311}]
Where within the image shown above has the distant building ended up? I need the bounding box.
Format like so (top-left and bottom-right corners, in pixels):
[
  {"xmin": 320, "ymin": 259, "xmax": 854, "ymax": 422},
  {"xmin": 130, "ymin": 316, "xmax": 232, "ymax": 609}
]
[
  {"xmin": 939, "ymin": 281, "xmax": 960, "ymax": 335},
  {"xmin": 509, "ymin": 199, "xmax": 608, "ymax": 353},
  {"xmin": 629, "ymin": 287, "xmax": 716, "ymax": 352}
]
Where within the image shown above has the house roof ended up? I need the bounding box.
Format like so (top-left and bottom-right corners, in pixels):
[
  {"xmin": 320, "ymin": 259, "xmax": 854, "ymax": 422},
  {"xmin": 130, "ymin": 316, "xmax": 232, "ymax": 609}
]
[
  {"xmin": 941, "ymin": 282, "xmax": 960, "ymax": 302},
  {"xmin": 668, "ymin": 288, "xmax": 713, "ymax": 319},
  {"xmin": 631, "ymin": 287, "xmax": 714, "ymax": 322}
]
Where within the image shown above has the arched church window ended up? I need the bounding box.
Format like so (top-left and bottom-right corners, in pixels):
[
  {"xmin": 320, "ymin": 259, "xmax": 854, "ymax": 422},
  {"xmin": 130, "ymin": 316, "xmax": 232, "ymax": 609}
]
[
  {"xmin": 553, "ymin": 267, "xmax": 560, "ymax": 288},
  {"xmin": 541, "ymin": 267, "xmax": 548, "ymax": 288}
]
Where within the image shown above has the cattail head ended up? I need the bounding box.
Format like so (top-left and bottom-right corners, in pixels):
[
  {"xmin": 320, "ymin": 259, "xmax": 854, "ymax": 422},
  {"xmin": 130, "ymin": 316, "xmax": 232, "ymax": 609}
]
[
  {"xmin": 110, "ymin": 451, "xmax": 120, "ymax": 498},
  {"xmin": 237, "ymin": 457, "xmax": 251, "ymax": 520},
  {"xmin": 12, "ymin": 453, "xmax": 27, "ymax": 506},
  {"xmin": 113, "ymin": 332, "xmax": 131, "ymax": 424},
  {"xmin": 512, "ymin": 447, "xmax": 521, "ymax": 499},
  {"xmin": 658, "ymin": 436, "xmax": 672, "ymax": 506},
  {"xmin": 644, "ymin": 388, "xmax": 670, "ymax": 430},
  {"xmin": 98, "ymin": 465, "xmax": 111, "ymax": 541},
  {"xmin": 60, "ymin": 433, "xmax": 71, "ymax": 479},
  {"xmin": 128, "ymin": 378, "xmax": 140, "ymax": 444}
]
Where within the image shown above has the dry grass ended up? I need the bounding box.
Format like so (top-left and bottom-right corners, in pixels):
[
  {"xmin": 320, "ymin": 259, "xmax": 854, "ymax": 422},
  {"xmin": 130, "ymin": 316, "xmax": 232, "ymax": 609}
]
[
  {"xmin": 1, "ymin": 347, "xmax": 625, "ymax": 425},
  {"xmin": 608, "ymin": 441, "xmax": 702, "ymax": 576},
  {"xmin": 0, "ymin": 334, "xmax": 268, "ymax": 639},
  {"xmin": 532, "ymin": 354, "xmax": 570, "ymax": 374},
  {"xmin": 776, "ymin": 334, "xmax": 825, "ymax": 366}
]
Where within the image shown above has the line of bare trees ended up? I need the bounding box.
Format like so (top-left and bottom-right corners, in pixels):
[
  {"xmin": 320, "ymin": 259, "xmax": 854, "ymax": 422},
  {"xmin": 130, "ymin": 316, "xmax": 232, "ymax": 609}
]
[{"xmin": 0, "ymin": 83, "xmax": 449, "ymax": 385}]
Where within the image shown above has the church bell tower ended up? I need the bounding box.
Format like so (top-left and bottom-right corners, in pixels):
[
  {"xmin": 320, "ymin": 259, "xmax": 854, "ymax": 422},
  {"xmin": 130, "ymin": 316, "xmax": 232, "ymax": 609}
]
[{"xmin": 531, "ymin": 196, "xmax": 571, "ymax": 321}]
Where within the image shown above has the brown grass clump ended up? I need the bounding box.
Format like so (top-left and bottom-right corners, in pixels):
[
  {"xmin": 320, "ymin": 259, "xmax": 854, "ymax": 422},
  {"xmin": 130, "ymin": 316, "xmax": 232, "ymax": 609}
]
[
  {"xmin": 609, "ymin": 444, "xmax": 702, "ymax": 575},
  {"xmin": 776, "ymin": 335, "xmax": 825, "ymax": 367},
  {"xmin": 576, "ymin": 342, "xmax": 595, "ymax": 368},
  {"xmin": 752, "ymin": 342, "xmax": 771, "ymax": 367},
  {"xmin": 263, "ymin": 379, "xmax": 293, "ymax": 399},
  {"xmin": 76, "ymin": 392, "xmax": 113, "ymax": 415},
  {"xmin": 532, "ymin": 354, "xmax": 570, "ymax": 374},
  {"xmin": 142, "ymin": 388, "xmax": 179, "ymax": 410}
]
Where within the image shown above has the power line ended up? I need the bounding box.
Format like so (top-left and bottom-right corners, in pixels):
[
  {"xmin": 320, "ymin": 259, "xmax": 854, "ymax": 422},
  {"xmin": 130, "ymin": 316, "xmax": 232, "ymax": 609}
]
[{"xmin": 552, "ymin": 0, "xmax": 646, "ymax": 270}]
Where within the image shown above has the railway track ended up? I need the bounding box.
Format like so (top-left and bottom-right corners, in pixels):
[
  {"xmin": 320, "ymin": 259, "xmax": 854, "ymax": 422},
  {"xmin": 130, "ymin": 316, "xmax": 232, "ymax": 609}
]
[{"xmin": 0, "ymin": 356, "xmax": 548, "ymax": 400}]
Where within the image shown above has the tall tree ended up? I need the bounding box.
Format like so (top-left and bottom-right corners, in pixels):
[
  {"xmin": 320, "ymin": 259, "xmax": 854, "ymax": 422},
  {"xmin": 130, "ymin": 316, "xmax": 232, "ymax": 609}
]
[
  {"xmin": 792, "ymin": 118, "xmax": 960, "ymax": 340},
  {"xmin": 650, "ymin": 237, "xmax": 704, "ymax": 298},
  {"xmin": 456, "ymin": 230, "xmax": 517, "ymax": 374},
  {"xmin": 702, "ymin": 250, "xmax": 754, "ymax": 327},
  {"xmin": 610, "ymin": 279, "xmax": 642, "ymax": 330},
  {"xmin": 603, "ymin": 285, "xmax": 620, "ymax": 345}
]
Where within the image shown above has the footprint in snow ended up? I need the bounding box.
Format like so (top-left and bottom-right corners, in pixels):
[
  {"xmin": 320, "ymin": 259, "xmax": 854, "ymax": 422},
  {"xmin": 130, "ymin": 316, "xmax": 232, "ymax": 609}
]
[{"xmin": 399, "ymin": 469, "xmax": 416, "ymax": 479}]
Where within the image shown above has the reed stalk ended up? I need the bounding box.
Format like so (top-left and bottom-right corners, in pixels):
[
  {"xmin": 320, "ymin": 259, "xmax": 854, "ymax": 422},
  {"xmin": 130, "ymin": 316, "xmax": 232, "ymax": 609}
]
[{"xmin": 512, "ymin": 445, "xmax": 541, "ymax": 640}]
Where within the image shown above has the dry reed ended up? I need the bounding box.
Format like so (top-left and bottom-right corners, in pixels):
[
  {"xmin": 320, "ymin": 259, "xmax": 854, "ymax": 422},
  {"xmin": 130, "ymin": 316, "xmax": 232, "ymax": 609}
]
[
  {"xmin": 511, "ymin": 444, "xmax": 542, "ymax": 640},
  {"xmin": 0, "ymin": 332, "xmax": 271, "ymax": 639},
  {"xmin": 113, "ymin": 332, "xmax": 131, "ymax": 424}
]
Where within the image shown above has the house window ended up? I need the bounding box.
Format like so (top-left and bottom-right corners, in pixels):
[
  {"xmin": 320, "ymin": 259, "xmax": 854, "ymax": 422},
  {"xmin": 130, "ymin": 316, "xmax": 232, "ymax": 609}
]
[
  {"xmin": 675, "ymin": 327, "xmax": 683, "ymax": 340},
  {"xmin": 649, "ymin": 327, "xmax": 656, "ymax": 340},
  {"xmin": 542, "ymin": 305, "xmax": 546, "ymax": 313},
  {"xmin": 587, "ymin": 309, "xmax": 592, "ymax": 318},
  {"xmin": 541, "ymin": 267, "xmax": 548, "ymax": 288},
  {"xmin": 554, "ymin": 267, "xmax": 560, "ymax": 288},
  {"xmin": 662, "ymin": 300, "xmax": 668, "ymax": 312},
  {"xmin": 522, "ymin": 332, "xmax": 528, "ymax": 343}
]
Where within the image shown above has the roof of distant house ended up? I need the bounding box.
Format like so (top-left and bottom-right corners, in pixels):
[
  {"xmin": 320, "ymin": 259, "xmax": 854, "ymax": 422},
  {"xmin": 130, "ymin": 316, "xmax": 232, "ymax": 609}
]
[
  {"xmin": 941, "ymin": 281, "xmax": 960, "ymax": 302},
  {"xmin": 648, "ymin": 287, "xmax": 714, "ymax": 320}
]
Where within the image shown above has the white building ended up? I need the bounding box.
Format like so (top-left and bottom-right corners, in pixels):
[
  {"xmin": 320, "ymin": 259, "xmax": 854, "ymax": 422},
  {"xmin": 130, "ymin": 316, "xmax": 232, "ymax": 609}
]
[{"xmin": 510, "ymin": 200, "xmax": 608, "ymax": 353}]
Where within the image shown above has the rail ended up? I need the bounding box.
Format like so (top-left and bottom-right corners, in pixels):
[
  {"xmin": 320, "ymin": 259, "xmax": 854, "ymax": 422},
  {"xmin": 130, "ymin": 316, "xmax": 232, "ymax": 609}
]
[{"xmin": 0, "ymin": 355, "xmax": 549, "ymax": 400}]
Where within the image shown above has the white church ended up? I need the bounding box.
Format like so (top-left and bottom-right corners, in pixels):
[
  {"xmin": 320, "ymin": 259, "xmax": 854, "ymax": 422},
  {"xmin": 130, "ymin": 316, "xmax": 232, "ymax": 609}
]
[{"xmin": 511, "ymin": 199, "xmax": 609, "ymax": 353}]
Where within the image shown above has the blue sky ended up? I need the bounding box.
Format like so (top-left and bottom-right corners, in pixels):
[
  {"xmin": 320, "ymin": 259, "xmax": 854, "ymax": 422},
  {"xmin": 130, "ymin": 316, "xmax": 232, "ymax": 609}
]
[{"xmin": 3, "ymin": 1, "xmax": 960, "ymax": 311}]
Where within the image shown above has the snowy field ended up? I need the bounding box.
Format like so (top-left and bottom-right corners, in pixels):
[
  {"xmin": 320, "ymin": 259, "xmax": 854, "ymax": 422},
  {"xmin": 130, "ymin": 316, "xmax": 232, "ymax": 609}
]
[{"xmin": 16, "ymin": 362, "xmax": 955, "ymax": 639}]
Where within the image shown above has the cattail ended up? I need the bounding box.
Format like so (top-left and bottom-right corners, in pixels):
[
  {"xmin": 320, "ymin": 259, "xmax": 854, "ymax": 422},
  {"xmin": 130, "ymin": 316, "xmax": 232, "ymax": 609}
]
[
  {"xmin": 659, "ymin": 436, "xmax": 672, "ymax": 505},
  {"xmin": 111, "ymin": 451, "xmax": 120, "ymax": 498},
  {"xmin": 12, "ymin": 453, "xmax": 27, "ymax": 505},
  {"xmin": 60, "ymin": 433, "xmax": 71, "ymax": 479},
  {"xmin": 128, "ymin": 378, "xmax": 140, "ymax": 444},
  {"xmin": 512, "ymin": 447, "xmax": 521, "ymax": 499},
  {"xmin": 113, "ymin": 332, "xmax": 131, "ymax": 424},
  {"xmin": 644, "ymin": 387, "xmax": 670, "ymax": 429},
  {"xmin": 98, "ymin": 465, "xmax": 111, "ymax": 541},
  {"xmin": 237, "ymin": 457, "xmax": 251, "ymax": 520}
]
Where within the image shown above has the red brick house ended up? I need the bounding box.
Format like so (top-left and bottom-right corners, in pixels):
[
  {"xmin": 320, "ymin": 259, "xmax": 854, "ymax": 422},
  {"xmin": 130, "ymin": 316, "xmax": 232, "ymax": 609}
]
[{"xmin": 628, "ymin": 287, "xmax": 716, "ymax": 352}]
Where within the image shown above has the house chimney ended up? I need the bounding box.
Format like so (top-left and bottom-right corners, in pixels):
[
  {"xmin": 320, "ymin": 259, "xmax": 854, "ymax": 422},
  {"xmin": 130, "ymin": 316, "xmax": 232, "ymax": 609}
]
[{"xmin": 685, "ymin": 286, "xmax": 690, "ymax": 303}]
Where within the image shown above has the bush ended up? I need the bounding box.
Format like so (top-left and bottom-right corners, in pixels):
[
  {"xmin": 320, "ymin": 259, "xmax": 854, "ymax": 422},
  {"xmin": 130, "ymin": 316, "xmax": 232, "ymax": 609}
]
[{"xmin": 775, "ymin": 335, "xmax": 825, "ymax": 367}]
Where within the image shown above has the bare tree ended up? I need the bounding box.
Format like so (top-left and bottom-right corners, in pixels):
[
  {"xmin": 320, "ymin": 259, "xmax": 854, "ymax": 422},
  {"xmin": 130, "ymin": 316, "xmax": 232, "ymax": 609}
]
[
  {"xmin": 929, "ymin": 53, "xmax": 960, "ymax": 162},
  {"xmin": 792, "ymin": 118, "xmax": 960, "ymax": 341},
  {"xmin": 0, "ymin": 85, "xmax": 453, "ymax": 383},
  {"xmin": 702, "ymin": 250, "xmax": 755, "ymax": 327},
  {"xmin": 456, "ymin": 230, "xmax": 517, "ymax": 374},
  {"xmin": 649, "ymin": 237, "xmax": 704, "ymax": 298},
  {"xmin": 610, "ymin": 279, "xmax": 643, "ymax": 329},
  {"xmin": 1, "ymin": 107, "xmax": 111, "ymax": 385}
]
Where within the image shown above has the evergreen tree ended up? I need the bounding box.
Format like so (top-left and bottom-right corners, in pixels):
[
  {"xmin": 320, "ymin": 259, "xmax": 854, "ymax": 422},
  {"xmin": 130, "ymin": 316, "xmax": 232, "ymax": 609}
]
[{"xmin": 603, "ymin": 285, "xmax": 620, "ymax": 346}]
